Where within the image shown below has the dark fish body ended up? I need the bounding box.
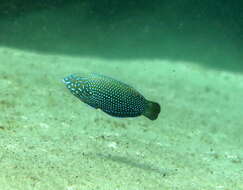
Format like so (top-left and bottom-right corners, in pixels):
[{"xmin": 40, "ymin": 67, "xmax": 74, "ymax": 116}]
[{"xmin": 63, "ymin": 73, "xmax": 160, "ymax": 120}]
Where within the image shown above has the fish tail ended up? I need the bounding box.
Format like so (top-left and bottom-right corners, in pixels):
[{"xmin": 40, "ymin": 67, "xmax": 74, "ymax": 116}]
[{"xmin": 143, "ymin": 100, "xmax": 161, "ymax": 120}]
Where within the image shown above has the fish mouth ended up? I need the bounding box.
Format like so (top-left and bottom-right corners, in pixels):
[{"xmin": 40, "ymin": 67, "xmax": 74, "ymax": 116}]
[
  {"xmin": 62, "ymin": 74, "xmax": 75, "ymax": 85},
  {"xmin": 62, "ymin": 78, "xmax": 69, "ymax": 85}
]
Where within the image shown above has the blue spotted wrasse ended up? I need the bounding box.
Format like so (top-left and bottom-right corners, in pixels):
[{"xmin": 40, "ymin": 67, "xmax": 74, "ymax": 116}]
[{"xmin": 63, "ymin": 73, "xmax": 160, "ymax": 120}]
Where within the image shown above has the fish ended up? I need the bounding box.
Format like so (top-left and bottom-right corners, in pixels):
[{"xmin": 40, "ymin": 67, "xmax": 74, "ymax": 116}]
[{"xmin": 63, "ymin": 73, "xmax": 160, "ymax": 120}]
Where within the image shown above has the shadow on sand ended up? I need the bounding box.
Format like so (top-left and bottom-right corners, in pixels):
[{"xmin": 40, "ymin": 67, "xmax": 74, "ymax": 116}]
[{"xmin": 96, "ymin": 153, "xmax": 177, "ymax": 176}]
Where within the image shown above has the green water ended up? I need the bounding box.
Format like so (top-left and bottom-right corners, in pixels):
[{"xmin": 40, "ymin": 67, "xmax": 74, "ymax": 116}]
[{"xmin": 0, "ymin": 1, "xmax": 243, "ymax": 189}]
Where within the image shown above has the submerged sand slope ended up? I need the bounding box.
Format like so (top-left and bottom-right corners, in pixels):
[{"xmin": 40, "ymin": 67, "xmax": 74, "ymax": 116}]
[{"xmin": 0, "ymin": 47, "xmax": 242, "ymax": 190}]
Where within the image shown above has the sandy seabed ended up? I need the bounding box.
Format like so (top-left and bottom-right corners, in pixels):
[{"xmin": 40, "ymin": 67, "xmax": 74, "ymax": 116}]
[{"xmin": 0, "ymin": 46, "xmax": 243, "ymax": 190}]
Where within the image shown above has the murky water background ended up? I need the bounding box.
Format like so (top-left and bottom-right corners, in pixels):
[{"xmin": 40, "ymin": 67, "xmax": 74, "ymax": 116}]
[{"xmin": 0, "ymin": 1, "xmax": 242, "ymax": 189}]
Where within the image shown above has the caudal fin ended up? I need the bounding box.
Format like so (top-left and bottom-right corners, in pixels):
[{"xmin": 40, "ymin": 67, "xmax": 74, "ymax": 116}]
[{"xmin": 143, "ymin": 101, "xmax": 161, "ymax": 120}]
